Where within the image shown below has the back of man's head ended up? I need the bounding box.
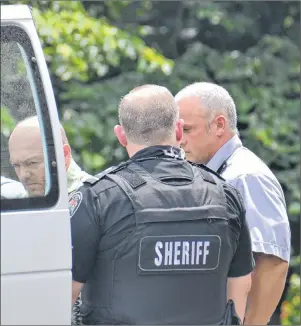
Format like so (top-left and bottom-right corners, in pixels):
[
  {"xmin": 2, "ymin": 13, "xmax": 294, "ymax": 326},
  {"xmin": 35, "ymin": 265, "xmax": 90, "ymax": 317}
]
[{"xmin": 118, "ymin": 84, "xmax": 179, "ymax": 146}]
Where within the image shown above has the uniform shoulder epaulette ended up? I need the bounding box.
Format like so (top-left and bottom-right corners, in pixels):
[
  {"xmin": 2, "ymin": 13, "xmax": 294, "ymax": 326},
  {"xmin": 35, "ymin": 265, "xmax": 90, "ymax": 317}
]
[
  {"xmin": 188, "ymin": 161, "xmax": 226, "ymax": 182},
  {"xmin": 83, "ymin": 161, "xmax": 129, "ymax": 186}
]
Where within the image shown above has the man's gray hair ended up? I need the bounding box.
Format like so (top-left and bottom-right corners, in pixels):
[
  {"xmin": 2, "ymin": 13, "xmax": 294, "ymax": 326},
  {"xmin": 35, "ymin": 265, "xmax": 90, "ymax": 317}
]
[
  {"xmin": 118, "ymin": 84, "xmax": 179, "ymax": 145},
  {"xmin": 175, "ymin": 82, "xmax": 238, "ymax": 133}
]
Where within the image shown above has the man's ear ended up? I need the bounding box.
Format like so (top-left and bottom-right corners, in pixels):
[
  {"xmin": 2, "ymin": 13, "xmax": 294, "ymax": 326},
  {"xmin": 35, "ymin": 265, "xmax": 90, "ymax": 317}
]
[
  {"xmin": 215, "ymin": 115, "xmax": 227, "ymax": 137},
  {"xmin": 63, "ymin": 144, "xmax": 72, "ymax": 170},
  {"xmin": 114, "ymin": 125, "xmax": 128, "ymax": 147},
  {"xmin": 176, "ymin": 119, "xmax": 184, "ymax": 142}
]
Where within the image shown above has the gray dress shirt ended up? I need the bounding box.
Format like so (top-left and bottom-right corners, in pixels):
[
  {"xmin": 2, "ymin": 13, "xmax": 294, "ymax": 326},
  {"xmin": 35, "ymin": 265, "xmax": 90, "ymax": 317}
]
[{"xmin": 207, "ymin": 135, "xmax": 291, "ymax": 262}]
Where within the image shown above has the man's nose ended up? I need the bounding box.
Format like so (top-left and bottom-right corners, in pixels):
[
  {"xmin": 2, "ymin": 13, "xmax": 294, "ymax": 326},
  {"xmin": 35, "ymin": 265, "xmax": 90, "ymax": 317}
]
[
  {"xmin": 180, "ymin": 135, "xmax": 187, "ymax": 147},
  {"xmin": 19, "ymin": 167, "xmax": 31, "ymax": 182}
]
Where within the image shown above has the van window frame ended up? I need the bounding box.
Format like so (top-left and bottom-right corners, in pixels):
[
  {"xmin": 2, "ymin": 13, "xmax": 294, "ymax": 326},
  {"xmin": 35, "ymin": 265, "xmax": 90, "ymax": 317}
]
[{"xmin": 1, "ymin": 24, "xmax": 59, "ymax": 211}]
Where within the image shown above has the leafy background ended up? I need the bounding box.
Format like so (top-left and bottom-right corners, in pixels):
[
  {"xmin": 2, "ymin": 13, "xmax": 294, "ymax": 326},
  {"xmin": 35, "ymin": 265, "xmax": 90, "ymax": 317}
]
[{"xmin": 1, "ymin": 1, "xmax": 300, "ymax": 324}]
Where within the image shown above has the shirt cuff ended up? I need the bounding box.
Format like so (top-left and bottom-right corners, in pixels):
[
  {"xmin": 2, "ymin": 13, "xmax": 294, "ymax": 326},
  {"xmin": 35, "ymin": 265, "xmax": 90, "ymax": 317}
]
[{"xmin": 252, "ymin": 240, "xmax": 290, "ymax": 262}]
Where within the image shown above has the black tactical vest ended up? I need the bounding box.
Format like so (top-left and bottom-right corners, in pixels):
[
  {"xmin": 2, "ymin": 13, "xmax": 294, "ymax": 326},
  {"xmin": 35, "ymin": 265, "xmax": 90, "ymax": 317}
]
[{"xmin": 80, "ymin": 160, "xmax": 240, "ymax": 325}]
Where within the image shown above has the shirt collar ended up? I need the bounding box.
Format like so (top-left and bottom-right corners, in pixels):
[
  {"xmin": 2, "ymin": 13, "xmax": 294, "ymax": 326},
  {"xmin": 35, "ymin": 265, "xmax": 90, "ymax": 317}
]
[
  {"xmin": 131, "ymin": 145, "xmax": 185, "ymax": 161},
  {"xmin": 67, "ymin": 158, "xmax": 92, "ymax": 193},
  {"xmin": 207, "ymin": 135, "xmax": 242, "ymax": 172}
]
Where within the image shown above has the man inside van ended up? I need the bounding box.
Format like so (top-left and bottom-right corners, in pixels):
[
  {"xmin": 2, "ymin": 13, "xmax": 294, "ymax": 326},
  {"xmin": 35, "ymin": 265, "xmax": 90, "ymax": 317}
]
[
  {"xmin": 8, "ymin": 116, "xmax": 92, "ymax": 197},
  {"xmin": 8, "ymin": 115, "xmax": 90, "ymax": 324}
]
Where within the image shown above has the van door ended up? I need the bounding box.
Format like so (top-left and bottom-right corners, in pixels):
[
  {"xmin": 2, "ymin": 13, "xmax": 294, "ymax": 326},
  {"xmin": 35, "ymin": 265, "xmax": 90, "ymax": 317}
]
[{"xmin": 1, "ymin": 5, "xmax": 72, "ymax": 325}]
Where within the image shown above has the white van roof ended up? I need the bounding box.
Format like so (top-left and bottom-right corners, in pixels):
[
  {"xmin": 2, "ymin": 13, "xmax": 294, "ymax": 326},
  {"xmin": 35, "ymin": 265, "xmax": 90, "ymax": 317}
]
[{"xmin": 1, "ymin": 4, "xmax": 32, "ymax": 21}]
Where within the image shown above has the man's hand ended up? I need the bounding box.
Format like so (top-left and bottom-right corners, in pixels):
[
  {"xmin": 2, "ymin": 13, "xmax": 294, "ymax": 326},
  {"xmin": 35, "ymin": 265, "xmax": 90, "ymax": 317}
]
[
  {"xmin": 72, "ymin": 280, "xmax": 84, "ymax": 305},
  {"xmin": 244, "ymin": 253, "xmax": 288, "ymax": 325}
]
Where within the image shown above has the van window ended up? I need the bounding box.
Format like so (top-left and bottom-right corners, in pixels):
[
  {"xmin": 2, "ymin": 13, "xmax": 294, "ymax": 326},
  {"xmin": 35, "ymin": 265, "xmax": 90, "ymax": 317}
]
[{"xmin": 1, "ymin": 25, "xmax": 59, "ymax": 210}]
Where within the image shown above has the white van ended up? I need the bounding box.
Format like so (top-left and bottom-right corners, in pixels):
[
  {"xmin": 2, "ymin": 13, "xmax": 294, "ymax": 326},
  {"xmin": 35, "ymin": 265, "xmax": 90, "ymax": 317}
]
[{"xmin": 1, "ymin": 5, "xmax": 72, "ymax": 325}]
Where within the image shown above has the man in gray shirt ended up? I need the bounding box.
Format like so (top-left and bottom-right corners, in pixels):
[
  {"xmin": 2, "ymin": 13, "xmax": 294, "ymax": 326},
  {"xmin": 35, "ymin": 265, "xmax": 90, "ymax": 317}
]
[{"xmin": 175, "ymin": 82, "xmax": 291, "ymax": 325}]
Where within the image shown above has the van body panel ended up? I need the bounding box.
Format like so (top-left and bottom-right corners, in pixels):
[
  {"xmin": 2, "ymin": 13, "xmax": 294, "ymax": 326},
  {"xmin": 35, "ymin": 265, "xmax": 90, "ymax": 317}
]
[{"xmin": 1, "ymin": 4, "xmax": 72, "ymax": 325}]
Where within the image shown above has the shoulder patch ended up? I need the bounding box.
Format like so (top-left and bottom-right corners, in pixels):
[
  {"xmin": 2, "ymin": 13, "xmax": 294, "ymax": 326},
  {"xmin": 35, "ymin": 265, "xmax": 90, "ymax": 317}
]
[{"xmin": 68, "ymin": 191, "xmax": 83, "ymax": 218}]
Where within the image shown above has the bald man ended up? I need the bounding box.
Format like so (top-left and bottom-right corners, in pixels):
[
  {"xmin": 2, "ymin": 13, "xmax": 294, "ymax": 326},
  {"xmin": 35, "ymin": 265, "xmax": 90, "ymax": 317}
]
[
  {"xmin": 8, "ymin": 116, "xmax": 92, "ymax": 324},
  {"xmin": 69, "ymin": 84, "xmax": 253, "ymax": 325},
  {"xmin": 8, "ymin": 116, "xmax": 92, "ymax": 197}
]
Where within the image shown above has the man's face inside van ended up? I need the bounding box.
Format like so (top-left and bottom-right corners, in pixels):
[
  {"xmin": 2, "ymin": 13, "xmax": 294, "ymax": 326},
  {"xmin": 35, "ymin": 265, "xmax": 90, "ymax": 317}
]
[{"xmin": 8, "ymin": 123, "xmax": 45, "ymax": 197}]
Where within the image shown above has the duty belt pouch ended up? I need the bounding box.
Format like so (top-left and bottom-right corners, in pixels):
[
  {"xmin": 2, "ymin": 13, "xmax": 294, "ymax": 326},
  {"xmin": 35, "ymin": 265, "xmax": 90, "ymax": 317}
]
[{"xmin": 221, "ymin": 299, "xmax": 242, "ymax": 325}]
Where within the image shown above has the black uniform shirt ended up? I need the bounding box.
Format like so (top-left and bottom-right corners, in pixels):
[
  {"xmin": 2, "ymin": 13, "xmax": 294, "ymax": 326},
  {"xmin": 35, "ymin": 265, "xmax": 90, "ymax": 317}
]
[{"xmin": 69, "ymin": 146, "xmax": 254, "ymax": 283}]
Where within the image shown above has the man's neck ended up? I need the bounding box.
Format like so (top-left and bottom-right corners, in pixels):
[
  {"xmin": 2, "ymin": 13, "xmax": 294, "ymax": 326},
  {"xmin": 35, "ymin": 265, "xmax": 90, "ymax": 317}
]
[
  {"xmin": 207, "ymin": 133, "xmax": 236, "ymax": 163},
  {"xmin": 127, "ymin": 141, "xmax": 178, "ymax": 158}
]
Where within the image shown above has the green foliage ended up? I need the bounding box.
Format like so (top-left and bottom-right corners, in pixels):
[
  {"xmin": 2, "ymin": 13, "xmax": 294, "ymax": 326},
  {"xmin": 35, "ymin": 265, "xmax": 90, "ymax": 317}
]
[
  {"xmin": 31, "ymin": 1, "xmax": 173, "ymax": 82},
  {"xmin": 1, "ymin": 106, "xmax": 16, "ymax": 137}
]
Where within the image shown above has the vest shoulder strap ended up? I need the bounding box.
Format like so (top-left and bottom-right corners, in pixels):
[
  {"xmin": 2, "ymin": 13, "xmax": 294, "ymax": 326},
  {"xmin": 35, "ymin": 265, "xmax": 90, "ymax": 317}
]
[
  {"xmin": 188, "ymin": 161, "xmax": 226, "ymax": 183},
  {"xmin": 115, "ymin": 166, "xmax": 147, "ymax": 189},
  {"xmin": 83, "ymin": 162, "xmax": 147, "ymax": 190},
  {"xmin": 83, "ymin": 168, "xmax": 113, "ymax": 186},
  {"xmin": 103, "ymin": 164, "xmax": 148, "ymax": 212},
  {"xmin": 83, "ymin": 163, "xmax": 127, "ymax": 186}
]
